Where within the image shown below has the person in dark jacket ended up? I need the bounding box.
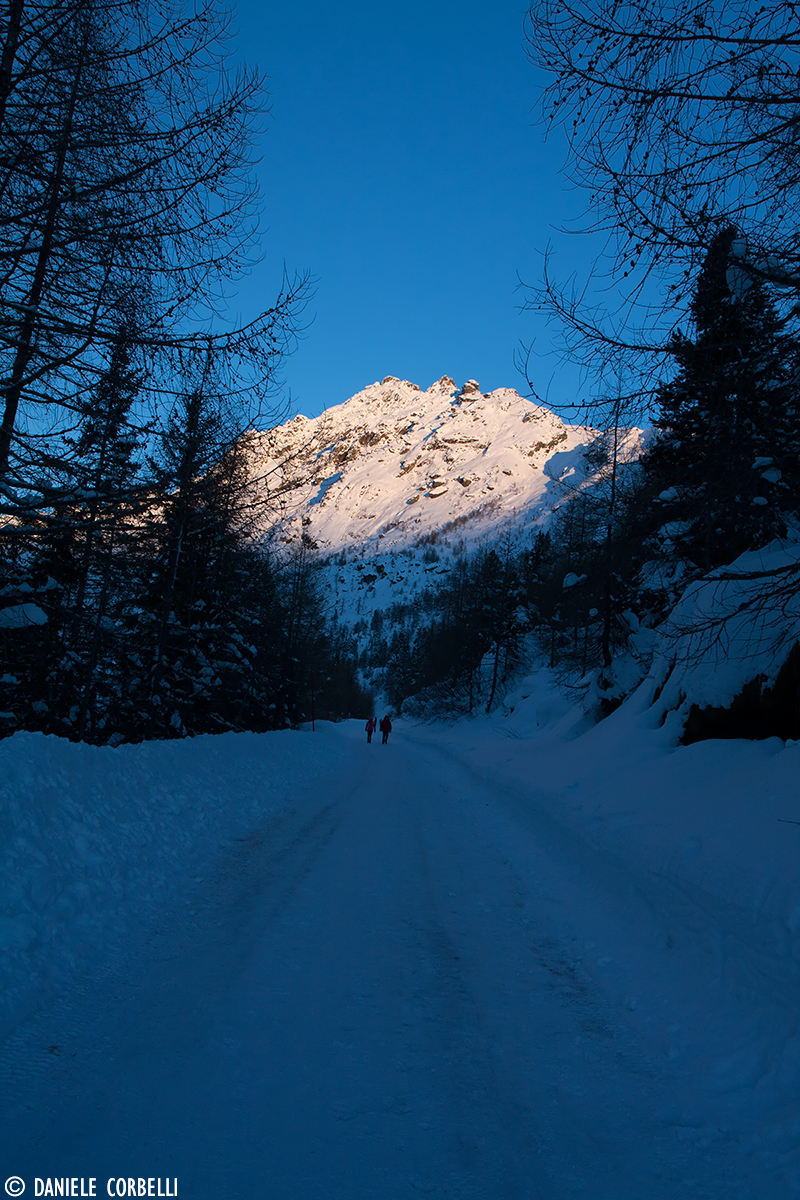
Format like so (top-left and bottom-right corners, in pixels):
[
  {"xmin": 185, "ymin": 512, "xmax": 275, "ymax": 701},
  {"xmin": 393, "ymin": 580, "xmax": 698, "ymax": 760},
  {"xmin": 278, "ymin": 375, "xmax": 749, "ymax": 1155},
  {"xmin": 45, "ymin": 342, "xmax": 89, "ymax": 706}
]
[
  {"xmin": 365, "ymin": 716, "xmax": 376, "ymax": 743},
  {"xmin": 379, "ymin": 715, "xmax": 392, "ymax": 744}
]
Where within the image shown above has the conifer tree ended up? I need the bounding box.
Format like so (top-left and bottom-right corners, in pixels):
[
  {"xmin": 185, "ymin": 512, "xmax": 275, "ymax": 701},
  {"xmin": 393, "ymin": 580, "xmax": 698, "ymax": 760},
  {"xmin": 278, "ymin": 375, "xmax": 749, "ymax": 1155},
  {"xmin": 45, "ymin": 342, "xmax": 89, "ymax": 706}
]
[
  {"xmin": 135, "ymin": 376, "xmax": 248, "ymax": 735},
  {"xmin": 63, "ymin": 333, "xmax": 143, "ymax": 737},
  {"xmin": 642, "ymin": 226, "xmax": 800, "ymax": 572}
]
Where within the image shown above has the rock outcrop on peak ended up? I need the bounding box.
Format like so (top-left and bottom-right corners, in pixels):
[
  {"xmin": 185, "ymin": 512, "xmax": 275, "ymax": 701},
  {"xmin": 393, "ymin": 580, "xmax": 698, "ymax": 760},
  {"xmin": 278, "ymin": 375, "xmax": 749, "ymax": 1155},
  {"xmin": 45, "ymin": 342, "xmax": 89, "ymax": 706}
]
[
  {"xmin": 246, "ymin": 376, "xmax": 641, "ymax": 554},
  {"xmin": 427, "ymin": 375, "xmax": 457, "ymax": 395}
]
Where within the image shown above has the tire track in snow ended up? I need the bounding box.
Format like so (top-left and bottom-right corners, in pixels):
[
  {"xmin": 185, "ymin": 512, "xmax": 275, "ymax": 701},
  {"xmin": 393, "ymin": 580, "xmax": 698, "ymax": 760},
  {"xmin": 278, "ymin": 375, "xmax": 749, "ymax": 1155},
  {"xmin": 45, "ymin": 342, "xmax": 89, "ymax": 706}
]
[
  {"xmin": 394, "ymin": 732, "xmax": 756, "ymax": 1200},
  {"xmin": 412, "ymin": 723, "xmax": 800, "ymax": 1137},
  {"xmin": 0, "ymin": 726, "xmax": 754, "ymax": 1199}
]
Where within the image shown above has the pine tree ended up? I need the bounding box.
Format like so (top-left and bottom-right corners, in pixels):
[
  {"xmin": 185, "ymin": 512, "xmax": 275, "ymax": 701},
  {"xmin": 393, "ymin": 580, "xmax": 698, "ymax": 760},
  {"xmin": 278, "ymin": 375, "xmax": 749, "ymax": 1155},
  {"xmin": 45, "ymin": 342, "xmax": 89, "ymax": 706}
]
[
  {"xmin": 642, "ymin": 227, "xmax": 800, "ymax": 572},
  {"xmin": 135, "ymin": 382, "xmax": 253, "ymax": 736},
  {"xmin": 65, "ymin": 335, "xmax": 143, "ymax": 737}
]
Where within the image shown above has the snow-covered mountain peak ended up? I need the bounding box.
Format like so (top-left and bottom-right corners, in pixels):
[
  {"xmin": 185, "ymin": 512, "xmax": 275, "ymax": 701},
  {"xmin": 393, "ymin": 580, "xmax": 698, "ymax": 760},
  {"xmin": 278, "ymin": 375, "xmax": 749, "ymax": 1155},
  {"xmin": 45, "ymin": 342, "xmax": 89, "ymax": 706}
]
[{"xmin": 248, "ymin": 375, "xmax": 625, "ymax": 556}]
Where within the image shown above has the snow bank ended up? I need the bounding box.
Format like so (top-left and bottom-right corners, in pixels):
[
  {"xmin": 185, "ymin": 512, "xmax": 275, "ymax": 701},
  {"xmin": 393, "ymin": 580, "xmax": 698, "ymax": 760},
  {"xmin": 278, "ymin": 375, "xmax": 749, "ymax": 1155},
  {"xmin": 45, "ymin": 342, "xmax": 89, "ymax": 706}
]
[
  {"xmin": 646, "ymin": 539, "xmax": 800, "ymax": 715},
  {"xmin": 0, "ymin": 726, "xmax": 352, "ymax": 1037},
  {"xmin": 494, "ymin": 667, "xmax": 575, "ymax": 736}
]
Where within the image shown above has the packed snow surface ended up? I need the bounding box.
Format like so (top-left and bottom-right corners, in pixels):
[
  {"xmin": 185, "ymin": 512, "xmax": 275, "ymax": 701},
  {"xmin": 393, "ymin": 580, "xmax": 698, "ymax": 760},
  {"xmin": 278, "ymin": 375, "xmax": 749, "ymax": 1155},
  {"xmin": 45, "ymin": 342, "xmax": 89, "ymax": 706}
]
[
  {"xmin": 0, "ymin": 730, "xmax": 354, "ymax": 1037},
  {"xmin": 2, "ymin": 694, "xmax": 799, "ymax": 1197}
]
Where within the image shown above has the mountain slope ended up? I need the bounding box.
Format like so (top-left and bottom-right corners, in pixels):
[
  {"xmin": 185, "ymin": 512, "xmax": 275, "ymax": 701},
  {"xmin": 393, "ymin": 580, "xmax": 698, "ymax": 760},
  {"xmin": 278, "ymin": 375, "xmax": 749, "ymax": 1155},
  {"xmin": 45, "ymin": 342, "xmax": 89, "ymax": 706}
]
[{"xmin": 249, "ymin": 375, "xmax": 630, "ymax": 555}]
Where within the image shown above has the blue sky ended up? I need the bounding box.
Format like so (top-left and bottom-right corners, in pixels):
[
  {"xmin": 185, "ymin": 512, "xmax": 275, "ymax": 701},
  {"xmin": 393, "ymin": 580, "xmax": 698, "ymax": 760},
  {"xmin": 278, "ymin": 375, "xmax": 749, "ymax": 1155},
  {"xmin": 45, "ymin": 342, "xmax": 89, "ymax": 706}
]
[{"xmin": 227, "ymin": 0, "xmax": 593, "ymax": 419}]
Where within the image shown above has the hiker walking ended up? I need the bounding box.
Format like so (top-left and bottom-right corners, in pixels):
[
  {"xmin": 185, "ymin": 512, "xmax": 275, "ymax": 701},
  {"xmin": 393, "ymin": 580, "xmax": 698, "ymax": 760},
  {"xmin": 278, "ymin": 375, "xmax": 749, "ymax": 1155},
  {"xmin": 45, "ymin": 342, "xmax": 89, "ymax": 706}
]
[
  {"xmin": 379, "ymin": 714, "xmax": 392, "ymax": 745},
  {"xmin": 365, "ymin": 716, "xmax": 376, "ymax": 743}
]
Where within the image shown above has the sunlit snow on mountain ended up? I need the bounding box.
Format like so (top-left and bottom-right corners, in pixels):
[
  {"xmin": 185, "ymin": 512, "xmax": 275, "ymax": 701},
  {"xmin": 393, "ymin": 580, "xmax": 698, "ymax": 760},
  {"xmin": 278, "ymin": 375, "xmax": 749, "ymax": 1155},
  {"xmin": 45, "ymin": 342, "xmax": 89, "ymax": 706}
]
[
  {"xmin": 247, "ymin": 374, "xmax": 641, "ymax": 628},
  {"xmin": 251, "ymin": 376, "xmax": 612, "ymax": 548}
]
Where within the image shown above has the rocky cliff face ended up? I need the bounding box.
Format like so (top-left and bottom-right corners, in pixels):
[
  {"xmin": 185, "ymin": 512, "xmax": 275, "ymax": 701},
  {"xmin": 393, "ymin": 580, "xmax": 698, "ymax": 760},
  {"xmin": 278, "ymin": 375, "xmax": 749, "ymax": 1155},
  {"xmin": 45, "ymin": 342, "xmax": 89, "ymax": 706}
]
[{"xmin": 248, "ymin": 375, "xmax": 612, "ymax": 553}]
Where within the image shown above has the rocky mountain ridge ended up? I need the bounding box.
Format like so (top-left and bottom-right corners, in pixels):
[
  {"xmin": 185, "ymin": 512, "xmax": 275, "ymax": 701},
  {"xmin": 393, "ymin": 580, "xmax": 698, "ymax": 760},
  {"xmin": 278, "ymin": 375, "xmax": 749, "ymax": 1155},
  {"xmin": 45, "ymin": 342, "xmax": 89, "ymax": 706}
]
[{"xmin": 248, "ymin": 374, "xmax": 624, "ymax": 555}]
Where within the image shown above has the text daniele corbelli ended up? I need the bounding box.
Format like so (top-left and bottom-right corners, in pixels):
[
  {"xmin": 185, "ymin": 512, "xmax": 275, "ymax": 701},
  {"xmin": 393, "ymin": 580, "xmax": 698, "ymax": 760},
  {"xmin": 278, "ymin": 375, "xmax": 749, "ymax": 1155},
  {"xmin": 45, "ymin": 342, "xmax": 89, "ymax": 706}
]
[{"xmin": 32, "ymin": 1181, "xmax": 177, "ymax": 1197}]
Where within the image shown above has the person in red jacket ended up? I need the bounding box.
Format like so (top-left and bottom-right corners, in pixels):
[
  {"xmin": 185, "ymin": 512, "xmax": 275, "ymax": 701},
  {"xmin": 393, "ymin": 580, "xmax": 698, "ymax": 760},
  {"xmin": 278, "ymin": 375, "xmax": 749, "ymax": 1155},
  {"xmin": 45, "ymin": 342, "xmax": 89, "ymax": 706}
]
[
  {"xmin": 379, "ymin": 715, "xmax": 392, "ymax": 744},
  {"xmin": 365, "ymin": 716, "xmax": 376, "ymax": 743}
]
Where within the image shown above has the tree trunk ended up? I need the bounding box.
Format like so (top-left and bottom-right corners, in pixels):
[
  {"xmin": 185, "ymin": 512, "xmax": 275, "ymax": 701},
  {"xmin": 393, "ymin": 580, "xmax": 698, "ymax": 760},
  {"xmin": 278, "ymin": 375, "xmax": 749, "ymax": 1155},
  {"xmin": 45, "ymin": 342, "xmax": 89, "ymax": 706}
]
[{"xmin": 0, "ymin": 11, "xmax": 90, "ymax": 474}]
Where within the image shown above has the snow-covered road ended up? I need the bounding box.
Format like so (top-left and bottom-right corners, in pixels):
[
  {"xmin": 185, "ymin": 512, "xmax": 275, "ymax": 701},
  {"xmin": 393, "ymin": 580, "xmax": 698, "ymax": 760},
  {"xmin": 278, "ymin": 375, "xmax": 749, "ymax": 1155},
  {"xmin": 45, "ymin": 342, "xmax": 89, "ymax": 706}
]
[{"xmin": 0, "ymin": 721, "xmax": 790, "ymax": 1198}]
